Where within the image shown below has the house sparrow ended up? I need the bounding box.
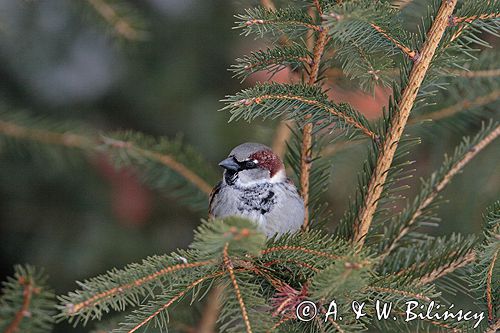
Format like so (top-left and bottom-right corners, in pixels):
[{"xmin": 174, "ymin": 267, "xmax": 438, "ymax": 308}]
[{"xmin": 209, "ymin": 142, "xmax": 304, "ymax": 238}]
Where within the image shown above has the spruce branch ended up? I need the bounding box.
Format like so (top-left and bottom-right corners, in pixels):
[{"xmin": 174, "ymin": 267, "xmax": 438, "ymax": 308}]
[
  {"xmin": 416, "ymin": 251, "xmax": 476, "ymax": 286},
  {"xmin": 0, "ymin": 114, "xmax": 213, "ymax": 206},
  {"xmin": 223, "ymin": 84, "xmax": 376, "ymax": 140},
  {"xmin": 0, "ymin": 266, "xmax": 55, "ymax": 333},
  {"xmin": 451, "ymin": 68, "xmax": 500, "ymax": 78},
  {"xmin": 223, "ymin": 243, "xmax": 252, "ymax": 333},
  {"xmin": 86, "ymin": 0, "xmax": 146, "ymax": 41},
  {"xmin": 301, "ymin": 24, "xmax": 329, "ymax": 230},
  {"xmin": 101, "ymin": 135, "xmax": 213, "ymax": 196},
  {"xmin": 124, "ymin": 271, "xmax": 226, "ymax": 333},
  {"xmin": 452, "ymin": 12, "xmax": 500, "ymax": 24},
  {"xmin": 352, "ymin": 0, "xmax": 459, "ymax": 248},
  {"xmin": 369, "ymin": 23, "xmax": 418, "ymax": 60},
  {"xmin": 230, "ymin": 44, "xmax": 312, "ymax": 81},
  {"xmin": 412, "ymin": 89, "xmax": 500, "ymax": 123},
  {"xmin": 486, "ymin": 249, "xmax": 497, "ymax": 322},
  {"xmin": 379, "ymin": 123, "xmax": 500, "ymax": 256},
  {"xmin": 60, "ymin": 259, "xmax": 215, "ymax": 319}
]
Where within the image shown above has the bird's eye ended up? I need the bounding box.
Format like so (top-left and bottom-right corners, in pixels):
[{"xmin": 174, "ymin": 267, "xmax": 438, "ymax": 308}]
[{"xmin": 245, "ymin": 160, "xmax": 257, "ymax": 169}]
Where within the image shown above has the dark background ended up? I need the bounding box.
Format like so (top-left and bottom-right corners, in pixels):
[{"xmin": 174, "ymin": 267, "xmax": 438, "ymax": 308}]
[{"xmin": 0, "ymin": 1, "xmax": 498, "ymax": 331}]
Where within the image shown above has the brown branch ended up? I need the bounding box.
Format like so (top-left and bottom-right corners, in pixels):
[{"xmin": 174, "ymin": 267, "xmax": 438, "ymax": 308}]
[
  {"xmin": 196, "ymin": 284, "xmax": 224, "ymax": 333},
  {"xmin": 485, "ymin": 318, "xmax": 500, "ymax": 333},
  {"xmin": 301, "ymin": 26, "xmax": 329, "ymax": 230},
  {"xmin": 260, "ymin": 245, "xmax": 341, "ymax": 260},
  {"xmin": 128, "ymin": 270, "xmax": 226, "ymax": 333},
  {"xmin": 0, "ymin": 119, "xmax": 213, "ymax": 196},
  {"xmin": 412, "ymin": 89, "xmax": 500, "ymax": 123},
  {"xmin": 353, "ymin": 0, "xmax": 459, "ymax": 248},
  {"xmin": 416, "ymin": 251, "xmax": 476, "ymax": 286},
  {"xmin": 66, "ymin": 260, "xmax": 216, "ymax": 315},
  {"xmin": 4, "ymin": 277, "xmax": 37, "ymax": 333},
  {"xmin": 86, "ymin": 0, "xmax": 145, "ymax": 41},
  {"xmin": 223, "ymin": 243, "xmax": 253, "ymax": 333},
  {"xmin": 369, "ymin": 23, "xmax": 418, "ymax": 59},
  {"xmin": 381, "ymin": 125, "xmax": 500, "ymax": 257},
  {"xmin": 452, "ymin": 12, "xmax": 500, "ymax": 24},
  {"xmin": 0, "ymin": 120, "xmax": 93, "ymax": 149},
  {"xmin": 450, "ymin": 68, "xmax": 500, "ymax": 78},
  {"xmin": 486, "ymin": 248, "xmax": 498, "ymax": 322}
]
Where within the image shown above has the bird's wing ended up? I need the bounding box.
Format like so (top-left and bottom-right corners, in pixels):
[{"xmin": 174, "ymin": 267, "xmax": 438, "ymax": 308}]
[{"xmin": 208, "ymin": 181, "xmax": 222, "ymax": 219}]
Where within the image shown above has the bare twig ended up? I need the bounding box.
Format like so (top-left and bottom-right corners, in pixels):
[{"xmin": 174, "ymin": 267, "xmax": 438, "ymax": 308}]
[
  {"xmin": 452, "ymin": 12, "xmax": 500, "ymax": 24},
  {"xmin": 353, "ymin": 0, "xmax": 459, "ymax": 248}
]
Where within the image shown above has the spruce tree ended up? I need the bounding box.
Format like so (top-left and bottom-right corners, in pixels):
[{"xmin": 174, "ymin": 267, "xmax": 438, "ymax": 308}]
[{"xmin": 0, "ymin": 0, "xmax": 499, "ymax": 332}]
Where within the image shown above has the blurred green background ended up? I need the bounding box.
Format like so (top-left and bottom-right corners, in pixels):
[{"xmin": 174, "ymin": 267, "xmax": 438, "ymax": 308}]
[{"xmin": 0, "ymin": 0, "xmax": 498, "ymax": 331}]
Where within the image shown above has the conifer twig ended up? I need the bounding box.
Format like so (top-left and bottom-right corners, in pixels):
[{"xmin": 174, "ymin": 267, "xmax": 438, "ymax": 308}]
[
  {"xmin": 353, "ymin": 0, "xmax": 459, "ymax": 248},
  {"xmin": 244, "ymin": 94, "xmax": 377, "ymax": 139},
  {"xmin": 266, "ymin": 316, "xmax": 294, "ymax": 332},
  {"xmin": 381, "ymin": 125, "xmax": 500, "ymax": 257},
  {"xmin": 486, "ymin": 249, "xmax": 497, "ymax": 322},
  {"xmin": 223, "ymin": 243, "xmax": 252, "ymax": 333},
  {"xmin": 452, "ymin": 13, "xmax": 500, "ymax": 24},
  {"xmin": 86, "ymin": 0, "xmax": 144, "ymax": 40},
  {"xmin": 412, "ymin": 90, "xmax": 500, "ymax": 123},
  {"xmin": 4, "ymin": 276, "xmax": 36, "ymax": 333},
  {"xmin": 65, "ymin": 260, "xmax": 216, "ymax": 315},
  {"xmin": 416, "ymin": 251, "xmax": 476, "ymax": 286},
  {"xmin": 0, "ymin": 119, "xmax": 212, "ymax": 196},
  {"xmin": 301, "ymin": 13, "xmax": 330, "ymax": 229},
  {"xmin": 260, "ymin": 245, "xmax": 341, "ymax": 260},
  {"xmin": 196, "ymin": 284, "xmax": 223, "ymax": 333},
  {"xmin": 450, "ymin": 68, "xmax": 500, "ymax": 78},
  {"xmin": 127, "ymin": 271, "xmax": 226, "ymax": 333},
  {"xmin": 369, "ymin": 23, "xmax": 418, "ymax": 60}
]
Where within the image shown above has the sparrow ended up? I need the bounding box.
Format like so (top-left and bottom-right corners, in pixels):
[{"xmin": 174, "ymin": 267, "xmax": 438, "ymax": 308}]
[{"xmin": 209, "ymin": 142, "xmax": 305, "ymax": 238}]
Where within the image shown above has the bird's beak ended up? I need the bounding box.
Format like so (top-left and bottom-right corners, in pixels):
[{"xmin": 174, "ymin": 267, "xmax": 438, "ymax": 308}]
[{"xmin": 218, "ymin": 157, "xmax": 240, "ymax": 172}]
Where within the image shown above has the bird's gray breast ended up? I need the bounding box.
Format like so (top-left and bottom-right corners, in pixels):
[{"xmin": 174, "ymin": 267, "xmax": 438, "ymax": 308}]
[{"xmin": 237, "ymin": 183, "xmax": 276, "ymax": 215}]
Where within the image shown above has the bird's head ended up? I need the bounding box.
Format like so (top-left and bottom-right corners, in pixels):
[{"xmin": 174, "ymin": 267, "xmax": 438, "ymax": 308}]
[{"xmin": 218, "ymin": 142, "xmax": 286, "ymax": 186}]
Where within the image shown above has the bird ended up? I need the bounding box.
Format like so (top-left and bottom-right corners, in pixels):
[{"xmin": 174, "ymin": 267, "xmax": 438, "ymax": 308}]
[{"xmin": 209, "ymin": 142, "xmax": 305, "ymax": 238}]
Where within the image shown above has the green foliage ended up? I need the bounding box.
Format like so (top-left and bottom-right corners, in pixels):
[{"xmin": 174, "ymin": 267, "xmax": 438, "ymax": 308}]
[
  {"xmin": 235, "ymin": 6, "xmax": 317, "ymax": 39},
  {"xmin": 230, "ymin": 43, "xmax": 311, "ymax": 81},
  {"xmin": 0, "ymin": 265, "xmax": 55, "ymax": 333},
  {"xmin": 222, "ymin": 82, "xmax": 376, "ymax": 140},
  {"xmin": 0, "ymin": 0, "xmax": 499, "ymax": 332},
  {"xmin": 101, "ymin": 131, "xmax": 217, "ymax": 211},
  {"xmin": 375, "ymin": 122, "xmax": 499, "ymax": 254}
]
